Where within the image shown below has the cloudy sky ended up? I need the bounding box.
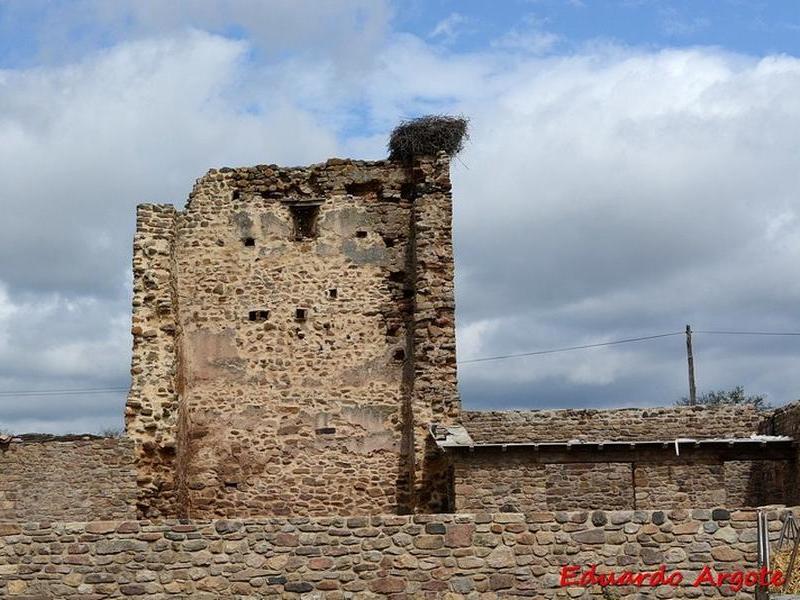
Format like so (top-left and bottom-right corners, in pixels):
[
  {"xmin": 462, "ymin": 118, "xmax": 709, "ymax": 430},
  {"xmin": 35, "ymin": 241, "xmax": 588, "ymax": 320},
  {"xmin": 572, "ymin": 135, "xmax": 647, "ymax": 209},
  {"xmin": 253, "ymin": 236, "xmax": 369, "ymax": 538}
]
[{"xmin": 1, "ymin": 0, "xmax": 799, "ymax": 433}]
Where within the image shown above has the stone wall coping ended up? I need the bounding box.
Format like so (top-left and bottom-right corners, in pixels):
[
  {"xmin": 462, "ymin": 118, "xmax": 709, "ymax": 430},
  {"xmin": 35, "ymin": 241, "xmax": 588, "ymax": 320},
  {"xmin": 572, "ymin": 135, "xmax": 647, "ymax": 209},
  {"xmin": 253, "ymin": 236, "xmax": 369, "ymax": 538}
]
[{"xmin": 1, "ymin": 506, "xmax": 795, "ymax": 534}]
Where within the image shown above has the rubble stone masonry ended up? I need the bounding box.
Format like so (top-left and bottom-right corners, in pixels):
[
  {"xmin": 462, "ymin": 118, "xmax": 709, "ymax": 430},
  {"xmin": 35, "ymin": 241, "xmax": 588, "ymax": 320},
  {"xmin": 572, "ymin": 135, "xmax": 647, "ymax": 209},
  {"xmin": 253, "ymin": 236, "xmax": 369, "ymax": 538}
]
[
  {"xmin": 0, "ymin": 437, "xmax": 136, "ymax": 522},
  {"xmin": 451, "ymin": 404, "xmax": 795, "ymax": 513},
  {"xmin": 0, "ymin": 508, "xmax": 790, "ymax": 598},
  {"xmin": 453, "ymin": 451, "xmax": 790, "ymax": 512},
  {"xmin": 126, "ymin": 155, "xmax": 459, "ymax": 519},
  {"xmin": 127, "ymin": 203, "xmax": 180, "ymax": 519},
  {"xmin": 462, "ymin": 405, "xmax": 763, "ymax": 444},
  {"xmin": 762, "ymin": 401, "xmax": 800, "ymax": 504}
]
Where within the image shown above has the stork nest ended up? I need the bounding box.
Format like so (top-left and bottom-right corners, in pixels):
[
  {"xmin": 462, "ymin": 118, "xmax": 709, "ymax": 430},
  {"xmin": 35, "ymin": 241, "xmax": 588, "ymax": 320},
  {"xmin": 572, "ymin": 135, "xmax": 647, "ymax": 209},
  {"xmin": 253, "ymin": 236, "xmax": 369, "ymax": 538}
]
[{"xmin": 388, "ymin": 115, "xmax": 469, "ymax": 163}]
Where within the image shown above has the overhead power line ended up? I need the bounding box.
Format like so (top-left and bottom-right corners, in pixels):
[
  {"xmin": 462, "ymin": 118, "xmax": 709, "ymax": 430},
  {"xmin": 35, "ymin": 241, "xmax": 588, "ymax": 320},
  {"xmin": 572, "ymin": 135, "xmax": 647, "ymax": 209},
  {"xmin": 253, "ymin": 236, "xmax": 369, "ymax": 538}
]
[
  {"xmin": 1, "ymin": 329, "xmax": 800, "ymax": 394},
  {"xmin": 458, "ymin": 331, "xmax": 684, "ymax": 364},
  {"xmin": 695, "ymin": 330, "xmax": 800, "ymax": 336},
  {"xmin": 0, "ymin": 386, "xmax": 128, "ymax": 397},
  {"xmin": 458, "ymin": 328, "xmax": 800, "ymax": 365}
]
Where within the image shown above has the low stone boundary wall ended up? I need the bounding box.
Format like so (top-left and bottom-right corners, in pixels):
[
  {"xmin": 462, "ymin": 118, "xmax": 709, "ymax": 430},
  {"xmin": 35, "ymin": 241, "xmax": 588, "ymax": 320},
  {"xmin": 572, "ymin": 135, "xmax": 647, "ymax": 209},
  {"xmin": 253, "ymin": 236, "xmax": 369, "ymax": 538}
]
[
  {"xmin": 462, "ymin": 404, "xmax": 764, "ymax": 443},
  {"xmin": 0, "ymin": 437, "xmax": 137, "ymax": 522},
  {"xmin": 0, "ymin": 507, "xmax": 791, "ymax": 598}
]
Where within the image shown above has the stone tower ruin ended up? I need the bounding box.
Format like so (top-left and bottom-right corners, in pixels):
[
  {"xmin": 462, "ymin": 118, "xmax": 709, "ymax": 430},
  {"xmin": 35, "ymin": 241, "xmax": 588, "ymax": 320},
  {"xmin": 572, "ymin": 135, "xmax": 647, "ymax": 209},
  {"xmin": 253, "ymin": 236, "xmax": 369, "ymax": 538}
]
[{"xmin": 126, "ymin": 144, "xmax": 461, "ymax": 519}]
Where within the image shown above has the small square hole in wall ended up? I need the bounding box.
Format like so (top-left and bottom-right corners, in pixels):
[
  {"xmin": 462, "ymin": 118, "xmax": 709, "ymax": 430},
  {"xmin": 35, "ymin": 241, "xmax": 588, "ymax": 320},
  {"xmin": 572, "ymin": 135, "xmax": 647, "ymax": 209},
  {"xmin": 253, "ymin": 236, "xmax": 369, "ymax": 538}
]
[
  {"xmin": 232, "ymin": 190, "xmax": 240, "ymax": 200},
  {"xmin": 295, "ymin": 308, "xmax": 308, "ymax": 321},
  {"xmin": 355, "ymin": 230, "xmax": 368, "ymax": 238},
  {"xmin": 327, "ymin": 288, "xmax": 338, "ymax": 299},
  {"xmin": 249, "ymin": 310, "xmax": 270, "ymax": 321},
  {"xmin": 243, "ymin": 237, "xmax": 255, "ymax": 247},
  {"xmin": 393, "ymin": 348, "xmax": 406, "ymax": 361}
]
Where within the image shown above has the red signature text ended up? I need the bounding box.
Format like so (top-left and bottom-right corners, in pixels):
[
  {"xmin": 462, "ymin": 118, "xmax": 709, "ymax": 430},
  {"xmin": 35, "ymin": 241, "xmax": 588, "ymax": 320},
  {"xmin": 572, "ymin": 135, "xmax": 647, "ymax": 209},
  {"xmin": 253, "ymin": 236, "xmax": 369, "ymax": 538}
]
[{"xmin": 560, "ymin": 564, "xmax": 785, "ymax": 592}]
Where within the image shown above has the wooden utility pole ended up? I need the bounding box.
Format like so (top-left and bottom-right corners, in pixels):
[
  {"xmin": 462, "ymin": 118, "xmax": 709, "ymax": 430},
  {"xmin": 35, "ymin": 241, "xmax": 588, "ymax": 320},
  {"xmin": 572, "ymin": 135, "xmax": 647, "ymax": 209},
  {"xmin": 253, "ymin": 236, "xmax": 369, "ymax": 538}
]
[{"xmin": 685, "ymin": 324, "xmax": 697, "ymax": 405}]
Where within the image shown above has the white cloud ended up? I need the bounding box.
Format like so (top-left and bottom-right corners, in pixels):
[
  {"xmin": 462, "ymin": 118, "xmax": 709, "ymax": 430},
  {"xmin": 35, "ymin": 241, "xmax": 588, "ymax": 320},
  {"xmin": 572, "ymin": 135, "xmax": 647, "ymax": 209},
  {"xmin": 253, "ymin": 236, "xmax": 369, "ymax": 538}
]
[
  {"xmin": 446, "ymin": 47, "xmax": 800, "ymax": 408},
  {"xmin": 2, "ymin": 6, "xmax": 800, "ymax": 430},
  {"xmin": 0, "ymin": 285, "xmax": 129, "ymax": 380},
  {"xmin": 430, "ymin": 13, "xmax": 470, "ymax": 44},
  {"xmin": 491, "ymin": 14, "xmax": 561, "ymax": 54},
  {"xmin": 0, "ymin": 30, "xmax": 341, "ymax": 297},
  {"xmin": 0, "ymin": 30, "xmax": 345, "ymax": 432},
  {"xmin": 1, "ymin": 0, "xmax": 392, "ymax": 71},
  {"xmin": 660, "ymin": 7, "xmax": 711, "ymax": 36}
]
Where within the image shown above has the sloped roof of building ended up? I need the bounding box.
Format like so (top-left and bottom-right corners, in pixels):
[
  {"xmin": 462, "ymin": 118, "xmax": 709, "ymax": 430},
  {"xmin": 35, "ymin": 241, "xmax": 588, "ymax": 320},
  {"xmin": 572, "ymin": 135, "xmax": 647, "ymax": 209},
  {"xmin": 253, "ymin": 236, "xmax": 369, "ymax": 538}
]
[{"xmin": 430, "ymin": 422, "xmax": 791, "ymax": 451}]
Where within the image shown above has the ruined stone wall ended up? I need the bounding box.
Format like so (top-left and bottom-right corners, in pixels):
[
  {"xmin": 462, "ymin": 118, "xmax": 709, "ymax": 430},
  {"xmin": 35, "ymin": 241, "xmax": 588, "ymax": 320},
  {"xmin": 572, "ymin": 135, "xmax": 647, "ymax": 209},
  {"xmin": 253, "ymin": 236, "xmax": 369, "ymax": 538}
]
[
  {"xmin": 126, "ymin": 204, "xmax": 180, "ymax": 519},
  {"xmin": 762, "ymin": 400, "xmax": 800, "ymax": 504},
  {"xmin": 546, "ymin": 463, "xmax": 633, "ymax": 511},
  {"xmin": 0, "ymin": 508, "xmax": 789, "ymax": 598},
  {"xmin": 462, "ymin": 405, "xmax": 764, "ymax": 443},
  {"xmin": 453, "ymin": 450, "xmax": 789, "ymax": 512},
  {"xmin": 0, "ymin": 437, "xmax": 136, "ymax": 522},
  {"xmin": 723, "ymin": 460, "xmax": 787, "ymax": 508},
  {"xmin": 634, "ymin": 464, "xmax": 726, "ymax": 508},
  {"xmin": 764, "ymin": 400, "xmax": 800, "ymax": 438},
  {"xmin": 454, "ymin": 457, "xmax": 636, "ymax": 512},
  {"xmin": 454, "ymin": 454, "xmax": 548, "ymax": 513},
  {"xmin": 408, "ymin": 159, "xmax": 460, "ymax": 511},
  {"xmin": 451, "ymin": 406, "xmax": 792, "ymax": 513},
  {"xmin": 455, "ymin": 460, "xmax": 635, "ymax": 512},
  {"xmin": 126, "ymin": 155, "xmax": 460, "ymax": 518}
]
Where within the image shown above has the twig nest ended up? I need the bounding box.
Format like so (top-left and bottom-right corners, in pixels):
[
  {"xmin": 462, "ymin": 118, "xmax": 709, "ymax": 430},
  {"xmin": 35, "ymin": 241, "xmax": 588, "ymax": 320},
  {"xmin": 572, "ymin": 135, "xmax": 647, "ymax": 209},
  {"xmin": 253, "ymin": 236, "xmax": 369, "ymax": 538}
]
[{"xmin": 388, "ymin": 115, "xmax": 469, "ymax": 163}]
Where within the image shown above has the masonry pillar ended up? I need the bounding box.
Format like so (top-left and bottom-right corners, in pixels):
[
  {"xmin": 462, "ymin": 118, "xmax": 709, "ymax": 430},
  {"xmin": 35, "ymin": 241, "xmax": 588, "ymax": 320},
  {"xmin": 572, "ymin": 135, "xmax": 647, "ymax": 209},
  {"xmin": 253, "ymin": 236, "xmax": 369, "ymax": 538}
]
[
  {"xmin": 410, "ymin": 153, "xmax": 461, "ymax": 511},
  {"xmin": 125, "ymin": 204, "xmax": 181, "ymax": 518}
]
